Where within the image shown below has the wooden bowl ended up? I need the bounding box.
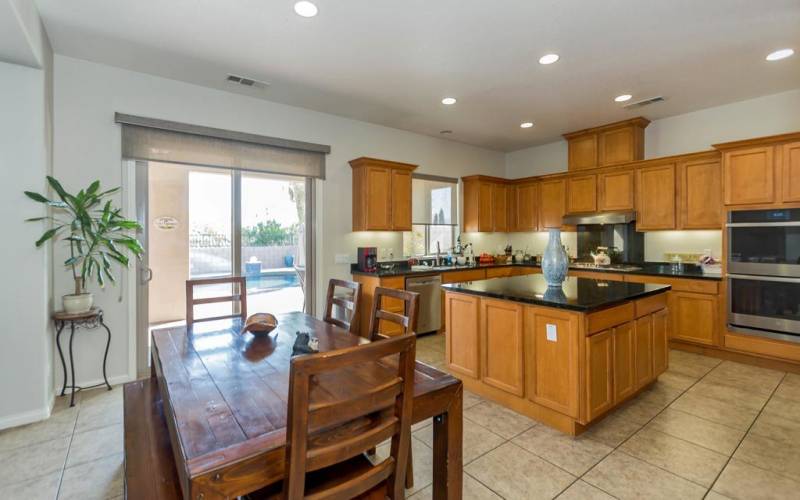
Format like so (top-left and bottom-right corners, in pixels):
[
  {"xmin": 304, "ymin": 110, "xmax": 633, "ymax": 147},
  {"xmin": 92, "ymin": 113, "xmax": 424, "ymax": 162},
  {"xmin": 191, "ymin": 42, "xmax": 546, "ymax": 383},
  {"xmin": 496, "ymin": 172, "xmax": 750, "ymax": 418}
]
[{"xmin": 242, "ymin": 313, "xmax": 279, "ymax": 336}]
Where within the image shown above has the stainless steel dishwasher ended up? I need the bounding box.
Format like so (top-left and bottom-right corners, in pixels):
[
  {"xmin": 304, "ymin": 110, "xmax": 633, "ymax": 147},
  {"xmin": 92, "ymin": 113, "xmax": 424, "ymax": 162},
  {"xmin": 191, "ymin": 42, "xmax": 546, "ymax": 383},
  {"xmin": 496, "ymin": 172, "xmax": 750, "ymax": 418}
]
[{"xmin": 405, "ymin": 275, "xmax": 442, "ymax": 334}]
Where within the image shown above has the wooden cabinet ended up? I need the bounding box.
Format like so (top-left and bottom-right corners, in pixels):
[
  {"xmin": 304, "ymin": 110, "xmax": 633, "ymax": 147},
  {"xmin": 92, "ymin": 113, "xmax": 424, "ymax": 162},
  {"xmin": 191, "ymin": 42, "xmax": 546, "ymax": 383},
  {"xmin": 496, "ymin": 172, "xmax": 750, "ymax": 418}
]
[
  {"xmin": 351, "ymin": 275, "xmax": 407, "ymax": 337},
  {"xmin": 539, "ymin": 178, "xmax": 568, "ymax": 229},
  {"xmin": 636, "ymin": 163, "xmax": 676, "ymax": 230},
  {"xmin": 350, "ymin": 157, "xmax": 417, "ymax": 231},
  {"xmin": 678, "ymin": 155, "xmax": 722, "ymax": 229},
  {"xmin": 462, "ymin": 176, "xmax": 511, "ymax": 232},
  {"xmin": 481, "ymin": 299, "xmax": 525, "ymax": 396},
  {"xmin": 670, "ymin": 291, "xmax": 718, "ymax": 346},
  {"xmin": 652, "ymin": 308, "xmax": 669, "ymax": 375},
  {"xmin": 564, "ymin": 117, "xmax": 649, "ymax": 171},
  {"xmin": 567, "ymin": 134, "xmax": 598, "ymax": 171},
  {"xmin": 722, "ymin": 146, "xmax": 775, "ymax": 205},
  {"xmin": 525, "ymin": 307, "xmax": 580, "ymax": 419},
  {"xmin": 514, "ymin": 182, "xmax": 538, "ymax": 231},
  {"xmin": 633, "ymin": 315, "xmax": 654, "ymax": 389},
  {"xmin": 598, "ymin": 170, "xmax": 634, "ymax": 211},
  {"xmin": 586, "ymin": 329, "xmax": 614, "ymax": 421},
  {"xmin": 782, "ymin": 141, "xmax": 800, "ymax": 202},
  {"xmin": 566, "ymin": 174, "xmax": 597, "ymax": 213},
  {"xmin": 486, "ymin": 267, "xmax": 514, "ymax": 279},
  {"xmin": 441, "ymin": 268, "xmax": 486, "ymax": 283},
  {"xmin": 612, "ymin": 321, "xmax": 636, "ymax": 402},
  {"xmin": 445, "ymin": 292, "xmax": 480, "ymax": 378}
]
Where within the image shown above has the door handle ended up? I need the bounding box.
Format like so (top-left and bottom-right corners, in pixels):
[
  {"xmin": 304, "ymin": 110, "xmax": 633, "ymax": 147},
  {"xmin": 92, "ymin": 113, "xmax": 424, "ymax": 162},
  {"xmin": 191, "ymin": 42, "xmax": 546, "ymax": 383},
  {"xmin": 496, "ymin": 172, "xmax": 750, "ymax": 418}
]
[{"xmin": 141, "ymin": 267, "xmax": 153, "ymax": 284}]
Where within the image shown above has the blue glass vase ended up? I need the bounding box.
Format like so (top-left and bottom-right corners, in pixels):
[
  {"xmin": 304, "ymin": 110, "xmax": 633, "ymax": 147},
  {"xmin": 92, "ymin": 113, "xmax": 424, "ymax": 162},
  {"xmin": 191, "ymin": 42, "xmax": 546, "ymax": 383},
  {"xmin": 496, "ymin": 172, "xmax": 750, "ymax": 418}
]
[{"xmin": 542, "ymin": 228, "xmax": 568, "ymax": 287}]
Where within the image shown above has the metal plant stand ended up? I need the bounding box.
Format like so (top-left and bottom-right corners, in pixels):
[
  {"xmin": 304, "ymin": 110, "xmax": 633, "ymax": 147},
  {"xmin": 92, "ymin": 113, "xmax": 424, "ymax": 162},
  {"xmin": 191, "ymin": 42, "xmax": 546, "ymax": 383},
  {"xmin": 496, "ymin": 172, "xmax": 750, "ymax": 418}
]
[{"xmin": 53, "ymin": 308, "xmax": 112, "ymax": 407}]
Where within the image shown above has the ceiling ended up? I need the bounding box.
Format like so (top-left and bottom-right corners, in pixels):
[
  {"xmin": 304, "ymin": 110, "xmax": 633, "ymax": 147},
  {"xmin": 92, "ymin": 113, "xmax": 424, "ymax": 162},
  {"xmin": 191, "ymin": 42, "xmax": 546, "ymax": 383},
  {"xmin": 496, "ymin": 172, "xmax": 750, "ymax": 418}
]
[{"xmin": 35, "ymin": 0, "xmax": 800, "ymax": 151}]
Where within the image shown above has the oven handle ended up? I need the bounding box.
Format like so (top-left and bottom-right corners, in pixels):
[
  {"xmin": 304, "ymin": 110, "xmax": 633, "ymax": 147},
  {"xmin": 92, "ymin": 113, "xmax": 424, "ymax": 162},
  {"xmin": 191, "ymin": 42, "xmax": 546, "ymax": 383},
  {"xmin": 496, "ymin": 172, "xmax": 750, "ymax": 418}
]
[
  {"xmin": 728, "ymin": 274, "xmax": 800, "ymax": 283},
  {"xmin": 726, "ymin": 222, "xmax": 800, "ymax": 227}
]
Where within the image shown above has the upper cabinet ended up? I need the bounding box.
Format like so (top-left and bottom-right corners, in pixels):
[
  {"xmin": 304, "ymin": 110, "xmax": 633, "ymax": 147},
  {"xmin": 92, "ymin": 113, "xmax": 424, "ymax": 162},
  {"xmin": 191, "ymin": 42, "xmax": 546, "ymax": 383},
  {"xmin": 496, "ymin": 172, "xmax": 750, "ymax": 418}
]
[
  {"xmin": 564, "ymin": 118, "xmax": 650, "ymax": 171},
  {"xmin": 350, "ymin": 157, "xmax": 417, "ymax": 231},
  {"xmin": 566, "ymin": 174, "xmax": 597, "ymax": 213},
  {"xmin": 677, "ymin": 153, "xmax": 722, "ymax": 229},
  {"xmin": 539, "ymin": 177, "xmax": 568, "ymax": 229},
  {"xmin": 598, "ymin": 169, "xmax": 635, "ymax": 211},
  {"xmin": 514, "ymin": 181, "xmax": 539, "ymax": 232},
  {"xmin": 462, "ymin": 176, "xmax": 511, "ymax": 232},
  {"xmin": 636, "ymin": 163, "xmax": 676, "ymax": 230},
  {"xmin": 715, "ymin": 133, "xmax": 800, "ymax": 207}
]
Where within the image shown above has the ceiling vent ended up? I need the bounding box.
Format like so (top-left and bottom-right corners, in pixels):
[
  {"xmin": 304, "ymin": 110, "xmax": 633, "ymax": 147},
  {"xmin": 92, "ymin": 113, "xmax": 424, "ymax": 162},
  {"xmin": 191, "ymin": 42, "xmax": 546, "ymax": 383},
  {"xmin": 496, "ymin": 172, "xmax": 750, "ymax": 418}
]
[
  {"xmin": 623, "ymin": 95, "xmax": 665, "ymax": 109},
  {"xmin": 226, "ymin": 74, "xmax": 270, "ymax": 89}
]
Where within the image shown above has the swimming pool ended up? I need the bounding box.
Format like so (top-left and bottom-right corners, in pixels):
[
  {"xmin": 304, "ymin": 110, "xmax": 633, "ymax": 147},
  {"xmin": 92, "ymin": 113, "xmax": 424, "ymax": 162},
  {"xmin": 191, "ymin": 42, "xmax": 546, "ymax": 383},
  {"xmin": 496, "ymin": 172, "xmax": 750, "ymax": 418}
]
[{"xmin": 246, "ymin": 272, "xmax": 299, "ymax": 292}]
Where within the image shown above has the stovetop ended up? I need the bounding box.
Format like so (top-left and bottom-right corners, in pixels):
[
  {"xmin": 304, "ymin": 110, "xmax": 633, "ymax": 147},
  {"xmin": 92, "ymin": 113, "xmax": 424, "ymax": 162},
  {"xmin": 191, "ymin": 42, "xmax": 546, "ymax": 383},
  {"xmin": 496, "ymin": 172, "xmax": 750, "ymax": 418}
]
[{"xmin": 570, "ymin": 262, "xmax": 643, "ymax": 272}]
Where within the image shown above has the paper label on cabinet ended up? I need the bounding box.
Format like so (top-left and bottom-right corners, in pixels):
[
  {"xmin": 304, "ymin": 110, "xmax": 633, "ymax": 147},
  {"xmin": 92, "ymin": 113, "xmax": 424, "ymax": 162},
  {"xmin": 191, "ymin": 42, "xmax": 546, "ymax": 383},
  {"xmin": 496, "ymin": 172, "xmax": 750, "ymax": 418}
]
[{"xmin": 546, "ymin": 324, "xmax": 558, "ymax": 342}]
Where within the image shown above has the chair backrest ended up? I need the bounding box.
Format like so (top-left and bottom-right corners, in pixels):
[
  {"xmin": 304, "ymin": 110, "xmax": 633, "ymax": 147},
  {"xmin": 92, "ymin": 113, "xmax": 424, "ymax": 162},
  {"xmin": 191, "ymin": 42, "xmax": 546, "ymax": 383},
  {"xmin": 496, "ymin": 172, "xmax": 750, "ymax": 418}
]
[
  {"xmin": 284, "ymin": 334, "xmax": 416, "ymax": 499},
  {"xmin": 367, "ymin": 287, "xmax": 420, "ymax": 341},
  {"xmin": 323, "ymin": 279, "xmax": 362, "ymax": 335},
  {"xmin": 185, "ymin": 276, "xmax": 247, "ymax": 327}
]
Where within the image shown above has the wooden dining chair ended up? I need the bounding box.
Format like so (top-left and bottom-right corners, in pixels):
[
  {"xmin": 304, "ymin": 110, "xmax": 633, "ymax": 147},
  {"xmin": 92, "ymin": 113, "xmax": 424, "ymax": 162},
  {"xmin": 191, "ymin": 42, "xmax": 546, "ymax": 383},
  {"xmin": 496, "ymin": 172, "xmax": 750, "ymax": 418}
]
[
  {"xmin": 281, "ymin": 334, "xmax": 417, "ymax": 499},
  {"xmin": 323, "ymin": 279, "xmax": 362, "ymax": 336},
  {"xmin": 367, "ymin": 287, "xmax": 420, "ymax": 341},
  {"xmin": 185, "ymin": 276, "xmax": 247, "ymax": 327}
]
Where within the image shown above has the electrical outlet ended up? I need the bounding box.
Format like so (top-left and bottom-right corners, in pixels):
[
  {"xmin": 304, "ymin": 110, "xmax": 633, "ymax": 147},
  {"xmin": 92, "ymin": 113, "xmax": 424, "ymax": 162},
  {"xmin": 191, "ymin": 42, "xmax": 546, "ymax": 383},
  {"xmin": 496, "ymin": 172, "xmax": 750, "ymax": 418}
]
[{"xmin": 546, "ymin": 323, "xmax": 558, "ymax": 342}]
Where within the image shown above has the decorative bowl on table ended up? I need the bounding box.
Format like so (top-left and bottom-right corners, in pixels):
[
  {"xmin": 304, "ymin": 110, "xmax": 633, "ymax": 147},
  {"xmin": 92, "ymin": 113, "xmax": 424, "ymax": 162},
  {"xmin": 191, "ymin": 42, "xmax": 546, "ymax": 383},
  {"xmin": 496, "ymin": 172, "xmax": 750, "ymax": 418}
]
[{"xmin": 242, "ymin": 313, "xmax": 279, "ymax": 337}]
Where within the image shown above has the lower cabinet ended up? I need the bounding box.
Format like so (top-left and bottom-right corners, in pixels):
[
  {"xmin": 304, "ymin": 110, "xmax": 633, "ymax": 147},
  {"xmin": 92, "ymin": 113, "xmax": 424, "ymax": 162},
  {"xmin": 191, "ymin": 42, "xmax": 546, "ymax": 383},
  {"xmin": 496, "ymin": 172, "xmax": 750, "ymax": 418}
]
[
  {"xmin": 481, "ymin": 299, "xmax": 525, "ymax": 396},
  {"xmin": 653, "ymin": 308, "xmax": 669, "ymax": 374},
  {"xmin": 633, "ymin": 315, "xmax": 654, "ymax": 389},
  {"xmin": 670, "ymin": 291, "xmax": 719, "ymax": 345},
  {"xmin": 444, "ymin": 292, "xmax": 480, "ymax": 378},
  {"xmin": 586, "ymin": 329, "xmax": 614, "ymax": 421},
  {"xmin": 612, "ymin": 321, "xmax": 636, "ymax": 402}
]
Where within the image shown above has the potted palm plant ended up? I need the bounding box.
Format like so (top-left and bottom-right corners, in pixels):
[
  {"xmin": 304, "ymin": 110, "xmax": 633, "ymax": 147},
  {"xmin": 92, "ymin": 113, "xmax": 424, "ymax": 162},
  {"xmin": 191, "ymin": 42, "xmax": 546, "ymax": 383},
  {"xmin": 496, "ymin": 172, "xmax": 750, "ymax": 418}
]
[{"xmin": 25, "ymin": 177, "xmax": 144, "ymax": 314}]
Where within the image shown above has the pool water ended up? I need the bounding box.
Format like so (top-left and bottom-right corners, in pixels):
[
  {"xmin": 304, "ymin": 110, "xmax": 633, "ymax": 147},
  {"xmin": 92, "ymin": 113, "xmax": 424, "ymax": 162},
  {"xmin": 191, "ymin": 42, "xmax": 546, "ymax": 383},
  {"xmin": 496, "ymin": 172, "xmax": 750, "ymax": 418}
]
[{"xmin": 246, "ymin": 273, "xmax": 299, "ymax": 292}]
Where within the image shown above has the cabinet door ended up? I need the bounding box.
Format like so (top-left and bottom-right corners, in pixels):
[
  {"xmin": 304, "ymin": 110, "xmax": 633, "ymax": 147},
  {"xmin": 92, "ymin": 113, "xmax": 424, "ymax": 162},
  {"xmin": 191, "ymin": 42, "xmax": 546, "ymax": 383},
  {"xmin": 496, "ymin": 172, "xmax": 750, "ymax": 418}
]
[
  {"xmin": 679, "ymin": 157, "xmax": 721, "ymax": 229},
  {"xmin": 782, "ymin": 141, "xmax": 800, "ymax": 203},
  {"xmin": 364, "ymin": 166, "xmax": 392, "ymax": 230},
  {"xmin": 377, "ymin": 277, "xmax": 405, "ymax": 336},
  {"xmin": 652, "ymin": 308, "xmax": 669, "ymax": 376},
  {"xmin": 598, "ymin": 170, "xmax": 634, "ymax": 211},
  {"xmin": 566, "ymin": 174, "xmax": 598, "ymax": 214},
  {"xmin": 478, "ymin": 181, "xmax": 494, "ymax": 232},
  {"xmin": 568, "ymin": 134, "xmax": 598, "ymax": 170},
  {"xmin": 599, "ymin": 127, "xmax": 636, "ymax": 166},
  {"xmin": 493, "ymin": 183, "xmax": 508, "ymax": 232},
  {"xmin": 636, "ymin": 164, "xmax": 676, "ymax": 230},
  {"xmin": 445, "ymin": 293, "xmax": 480, "ymax": 378},
  {"xmin": 515, "ymin": 183, "xmax": 538, "ymax": 231},
  {"xmin": 612, "ymin": 321, "xmax": 636, "ymax": 402},
  {"xmin": 525, "ymin": 307, "xmax": 580, "ymax": 418},
  {"xmin": 634, "ymin": 315, "xmax": 654, "ymax": 389},
  {"xmin": 670, "ymin": 291, "xmax": 718, "ymax": 346},
  {"xmin": 539, "ymin": 179, "xmax": 567, "ymax": 229},
  {"xmin": 390, "ymin": 169, "xmax": 412, "ymax": 230},
  {"xmin": 481, "ymin": 299, "xmax": 524, "ymax": 396},
  {"xmin": 723, "ymin": 146, "xmax": 775, "ymax": 205},
  {"xmin": 586, "ymin": 329, "xmax": 614, "ymax": 421},
  {"xmin": 462, "ymin": 180, "xmax": 480, "ymax": 232}
]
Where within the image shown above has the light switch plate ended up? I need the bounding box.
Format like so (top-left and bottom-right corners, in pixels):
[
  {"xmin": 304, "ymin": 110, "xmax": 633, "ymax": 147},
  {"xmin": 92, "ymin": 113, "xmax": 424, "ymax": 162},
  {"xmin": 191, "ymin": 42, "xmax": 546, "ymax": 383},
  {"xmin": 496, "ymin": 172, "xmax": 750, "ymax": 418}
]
[
  {"xmin": 334, "ymin": 254, "xmax": 351, "ymax": 264},
  {"xmin": 546, "ymin": 323, "xmax": 558, "ymax": 342}
]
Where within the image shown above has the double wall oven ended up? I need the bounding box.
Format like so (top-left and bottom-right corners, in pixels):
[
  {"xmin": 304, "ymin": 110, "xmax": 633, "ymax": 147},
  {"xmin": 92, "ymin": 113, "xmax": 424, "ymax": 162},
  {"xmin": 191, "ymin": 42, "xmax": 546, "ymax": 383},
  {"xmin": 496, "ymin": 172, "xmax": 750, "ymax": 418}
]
[{"xmin": 727, "ymin": 209, "xmax": 800, "ymax": 342}]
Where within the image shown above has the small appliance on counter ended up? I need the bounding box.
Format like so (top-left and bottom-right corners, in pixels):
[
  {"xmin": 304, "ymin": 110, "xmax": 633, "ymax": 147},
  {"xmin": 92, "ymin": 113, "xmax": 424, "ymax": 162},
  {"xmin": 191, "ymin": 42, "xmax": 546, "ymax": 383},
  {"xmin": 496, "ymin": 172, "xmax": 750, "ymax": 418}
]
[{"xmin": 357, "ymin": 247, "xmax": 378, "ymax": 272}]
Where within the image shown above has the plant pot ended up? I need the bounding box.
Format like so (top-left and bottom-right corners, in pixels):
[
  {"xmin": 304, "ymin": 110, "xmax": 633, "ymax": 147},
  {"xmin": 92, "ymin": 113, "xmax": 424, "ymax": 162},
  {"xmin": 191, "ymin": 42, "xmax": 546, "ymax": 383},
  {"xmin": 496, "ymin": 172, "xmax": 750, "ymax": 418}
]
[{"xmin": 63, "ymin": 293, "xmax": 93, "ymax": 314}]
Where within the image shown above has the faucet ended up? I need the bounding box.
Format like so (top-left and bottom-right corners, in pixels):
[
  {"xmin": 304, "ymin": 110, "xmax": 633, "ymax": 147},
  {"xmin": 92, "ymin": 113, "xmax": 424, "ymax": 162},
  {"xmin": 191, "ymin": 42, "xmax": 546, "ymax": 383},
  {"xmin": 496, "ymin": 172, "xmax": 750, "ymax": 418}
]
[{"xmin": 435, "ymin": 241, "xmax": 442, "ymax": 266}]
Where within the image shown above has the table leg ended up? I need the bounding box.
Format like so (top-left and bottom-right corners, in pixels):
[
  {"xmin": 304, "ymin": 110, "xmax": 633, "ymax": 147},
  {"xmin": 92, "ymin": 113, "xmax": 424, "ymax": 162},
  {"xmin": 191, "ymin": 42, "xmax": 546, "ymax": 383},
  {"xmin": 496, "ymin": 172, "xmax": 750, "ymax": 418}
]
[
  {"xmin": 68, "ymin": 323, "xmax": 77, "ymax": 407},
  {"xmin": 56, "ymin": 322, "xmax": 67, "ymax": 397},
  {"xmin": 100, "ymin": 318, "xmax": 112, "ymax": 391},
  {"xmin": 432, "ymin": 384, "xmax": 463, "ymax": 500}
]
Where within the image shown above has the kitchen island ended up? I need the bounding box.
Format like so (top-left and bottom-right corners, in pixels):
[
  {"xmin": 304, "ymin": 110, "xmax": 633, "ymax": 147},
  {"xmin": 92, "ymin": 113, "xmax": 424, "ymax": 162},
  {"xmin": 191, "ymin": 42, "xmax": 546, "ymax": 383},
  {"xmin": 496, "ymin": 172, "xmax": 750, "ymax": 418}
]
[{"xmin": 443, "ymin": 275, "xmax": 671, "ymax": 435}]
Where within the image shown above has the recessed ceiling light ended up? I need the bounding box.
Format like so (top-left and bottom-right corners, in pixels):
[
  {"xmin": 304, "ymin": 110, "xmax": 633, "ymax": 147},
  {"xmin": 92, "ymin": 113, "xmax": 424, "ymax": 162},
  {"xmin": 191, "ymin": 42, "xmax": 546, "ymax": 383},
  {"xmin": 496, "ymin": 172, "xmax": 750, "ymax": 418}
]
[
  {"xmin": 766, "ymin": 48, "xmax": 794, "ymax": 61},
  {"xmin": 538, "ymin": 54, "xmax": 559, "ymax": 65},
  {"xmin": 294, "ymin": 1, "xmax": 318, "ymax": 17},
  {"xmin": 520, "ymin": 122, "xmax": 534, "ymax": 129},
  {"xmin": 614, "ymin": 94, "xmax": 633, "ymax": 102},
  {"xmin": 441, "ymin": 97, "xmax": 457, "ymax": 105}
]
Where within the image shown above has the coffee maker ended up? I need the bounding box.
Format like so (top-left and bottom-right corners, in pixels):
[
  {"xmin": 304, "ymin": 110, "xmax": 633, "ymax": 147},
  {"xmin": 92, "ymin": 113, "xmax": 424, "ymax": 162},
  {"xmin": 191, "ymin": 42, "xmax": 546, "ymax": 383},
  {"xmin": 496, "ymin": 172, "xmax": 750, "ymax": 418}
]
[{"xmin": 357, "ymin": 247, "xmax": 378, "ymax": 272}]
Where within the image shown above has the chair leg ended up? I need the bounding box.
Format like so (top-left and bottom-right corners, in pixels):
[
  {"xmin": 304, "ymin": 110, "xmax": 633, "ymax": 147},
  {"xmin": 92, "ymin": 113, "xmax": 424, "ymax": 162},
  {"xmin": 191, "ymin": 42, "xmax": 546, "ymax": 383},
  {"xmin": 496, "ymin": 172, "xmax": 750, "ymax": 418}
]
[{"xmin": 405, "ymin": 450, "xmax": 414, "ymax": 489}]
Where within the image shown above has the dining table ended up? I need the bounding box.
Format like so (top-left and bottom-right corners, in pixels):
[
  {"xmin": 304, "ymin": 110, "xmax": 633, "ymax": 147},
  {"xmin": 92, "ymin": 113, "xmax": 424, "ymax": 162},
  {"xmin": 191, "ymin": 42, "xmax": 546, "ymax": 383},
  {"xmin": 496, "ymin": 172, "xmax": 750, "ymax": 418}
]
[{"xmin": 150, "ymin": 312, "xmax": 463, "ymax": 500}]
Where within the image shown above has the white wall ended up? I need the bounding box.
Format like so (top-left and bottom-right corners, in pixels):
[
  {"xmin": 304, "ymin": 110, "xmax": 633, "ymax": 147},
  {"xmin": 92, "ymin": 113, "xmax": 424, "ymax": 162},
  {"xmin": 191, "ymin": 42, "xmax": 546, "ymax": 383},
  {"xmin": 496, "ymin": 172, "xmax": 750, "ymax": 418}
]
[
  {"xmin": 53, "ymin": 55, "xmax": 506, "ymax": 389},
  {"xmin": 0, "ymin": 61, "xmax": 52, "ymax": 428}
]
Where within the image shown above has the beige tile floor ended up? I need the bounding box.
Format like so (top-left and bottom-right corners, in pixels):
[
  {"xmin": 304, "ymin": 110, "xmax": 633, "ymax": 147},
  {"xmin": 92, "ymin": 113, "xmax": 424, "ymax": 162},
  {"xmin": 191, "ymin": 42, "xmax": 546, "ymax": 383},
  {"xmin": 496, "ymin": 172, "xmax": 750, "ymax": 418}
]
[{"xmin": 2, "ymin": 333, "xmax": 799, "ymax": 499}]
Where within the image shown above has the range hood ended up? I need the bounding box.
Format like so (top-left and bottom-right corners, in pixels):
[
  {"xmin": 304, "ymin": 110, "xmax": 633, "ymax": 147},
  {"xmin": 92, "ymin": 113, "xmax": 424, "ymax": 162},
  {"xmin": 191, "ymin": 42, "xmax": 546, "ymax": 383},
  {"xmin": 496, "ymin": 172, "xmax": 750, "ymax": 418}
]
[{"xmin": 562, "ymin": 211, "xmax": 637, "ymax": 225}]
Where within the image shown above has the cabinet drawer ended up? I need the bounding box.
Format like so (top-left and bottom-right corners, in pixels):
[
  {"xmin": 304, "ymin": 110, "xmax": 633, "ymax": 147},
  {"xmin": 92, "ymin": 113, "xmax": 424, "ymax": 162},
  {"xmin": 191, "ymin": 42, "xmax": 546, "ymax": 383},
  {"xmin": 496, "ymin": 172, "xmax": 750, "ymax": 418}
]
[
  {"xmin": 623, "ymin": 274, "xmax": 718, "ymax": 294},
  {"xmin": 486, "ymin": 267, "xmax": 514, "ymax": 278},
  {"xmin": 635, "ymin": 293, "xmax": 667, "ymax": 318},
  {"xmin": 441, "ymin": 269, "xmax": 487, "ymax": 283}
]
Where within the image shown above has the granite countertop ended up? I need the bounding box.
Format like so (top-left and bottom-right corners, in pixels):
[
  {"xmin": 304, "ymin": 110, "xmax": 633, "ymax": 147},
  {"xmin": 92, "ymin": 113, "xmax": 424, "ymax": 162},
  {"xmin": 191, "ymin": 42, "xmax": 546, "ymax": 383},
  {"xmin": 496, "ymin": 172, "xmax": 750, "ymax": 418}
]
[
  {"xmin": 442, "ymin": 275, "xmax": 671, "ymax": 312},
  {"xmin": 351, "ymin": 261, "xmax": 721, "ymax": 281}
]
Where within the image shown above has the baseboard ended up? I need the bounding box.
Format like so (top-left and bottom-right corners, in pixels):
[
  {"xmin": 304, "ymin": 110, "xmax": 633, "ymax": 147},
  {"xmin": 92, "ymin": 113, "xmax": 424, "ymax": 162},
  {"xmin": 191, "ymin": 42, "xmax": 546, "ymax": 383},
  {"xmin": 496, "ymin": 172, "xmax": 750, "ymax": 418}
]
[{"xmin": 0, "ymin": 405, "xmax": 52, "ymax": 431}]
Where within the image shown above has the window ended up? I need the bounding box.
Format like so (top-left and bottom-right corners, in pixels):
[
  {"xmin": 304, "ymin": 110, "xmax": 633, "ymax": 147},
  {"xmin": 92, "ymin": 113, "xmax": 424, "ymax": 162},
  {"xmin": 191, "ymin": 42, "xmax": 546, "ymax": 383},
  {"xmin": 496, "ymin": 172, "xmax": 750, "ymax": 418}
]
[{"xmin": 403, "ymin": 176, "xmax": 458, "ymax": 257}]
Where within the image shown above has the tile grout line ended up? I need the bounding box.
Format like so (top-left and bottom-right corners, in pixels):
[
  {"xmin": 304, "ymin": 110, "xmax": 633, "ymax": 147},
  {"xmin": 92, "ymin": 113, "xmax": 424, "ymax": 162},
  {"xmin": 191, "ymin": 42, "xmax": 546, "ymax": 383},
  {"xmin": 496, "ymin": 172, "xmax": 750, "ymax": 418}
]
[
  {"xmin": 55, "ymin": 395, "xmax": 82, "ymax": 500},
  {"xmin": 703, "ymin": 372, "xmax": 788, "ymax": 499}
]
